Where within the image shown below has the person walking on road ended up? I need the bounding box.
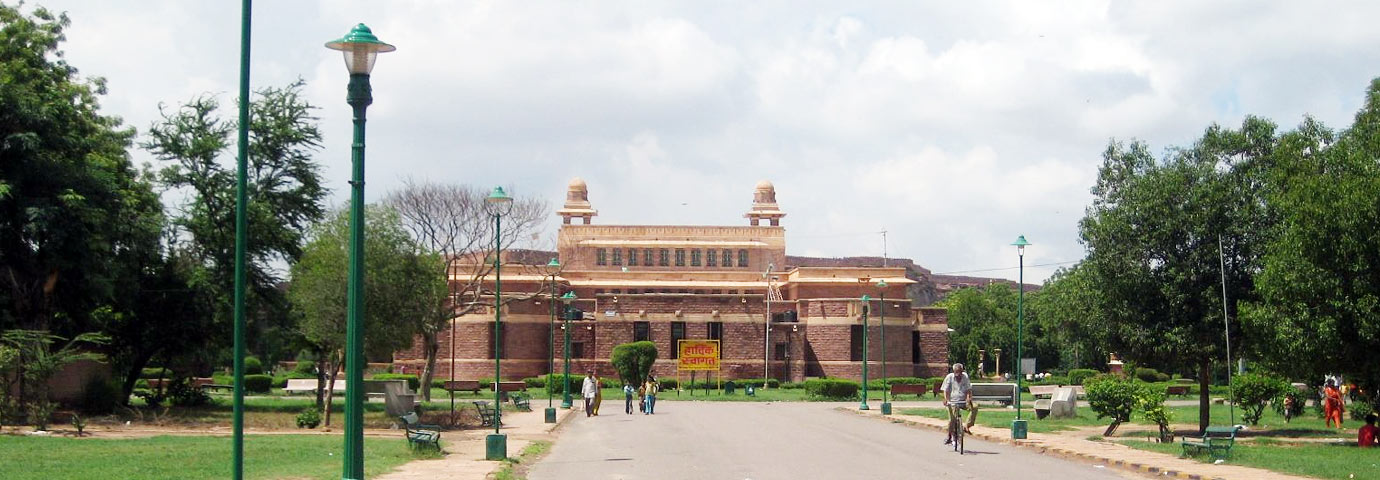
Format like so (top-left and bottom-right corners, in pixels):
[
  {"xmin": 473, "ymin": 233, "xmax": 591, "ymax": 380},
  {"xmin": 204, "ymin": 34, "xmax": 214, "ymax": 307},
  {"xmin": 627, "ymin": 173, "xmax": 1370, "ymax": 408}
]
[
  {"xmin": 643, "ymin": 375, "xmax": 659, "ymax": 415},
  {"xmin": 623, "ymin": 383, "xmax": 635, "ymax": 414},
  {"xmin": 941, "ymin": 363, "xmax": 977, "ymax": 445},
  {"xmin": 591, "ymin": 372, "xmax": 603, "ymax": 416},
  {"xmin": 1324, "ymin": 379, "xmax": 1345, "ymax": 429},
  {"xmin": 582, "ymin": 370, "xmax": 598, "ymax": 417}
]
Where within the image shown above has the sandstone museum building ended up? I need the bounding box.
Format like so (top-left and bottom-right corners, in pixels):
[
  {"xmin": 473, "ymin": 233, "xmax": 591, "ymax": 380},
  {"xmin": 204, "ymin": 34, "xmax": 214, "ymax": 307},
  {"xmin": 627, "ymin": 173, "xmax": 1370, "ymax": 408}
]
[{"xmin": 393, "ymin": 179, "xmax": 951, "ymax": 382}]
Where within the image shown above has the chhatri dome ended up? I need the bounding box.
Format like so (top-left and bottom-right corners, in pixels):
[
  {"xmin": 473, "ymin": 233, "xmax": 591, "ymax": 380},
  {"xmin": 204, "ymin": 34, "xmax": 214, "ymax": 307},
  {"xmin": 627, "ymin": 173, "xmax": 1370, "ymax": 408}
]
[
  {"xmin": 557, "ymin": 177, "xmax": 597, "ymax": 224},
  {"xmin": 746, "ymin": 179, "xmax": 785, "ymax": 226}
]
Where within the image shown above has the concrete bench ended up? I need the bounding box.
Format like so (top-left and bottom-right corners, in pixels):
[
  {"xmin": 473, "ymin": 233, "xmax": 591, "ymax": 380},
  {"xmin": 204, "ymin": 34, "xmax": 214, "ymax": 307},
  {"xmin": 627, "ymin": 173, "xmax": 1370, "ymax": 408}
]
[
  {"xmin": 970, "ymin": 383, "xmax": 1017, "ymax": 406},
  {"xmin": 284, "ymin": 378, "xmax": 346, "ymax": 395},
  {"xmin": 443, "ymin": 380, "xmax": 481, "ymax": 394},
  {"xmin": 1028, "ymin": 385, "xmax": 1060, "ymax": 398}
]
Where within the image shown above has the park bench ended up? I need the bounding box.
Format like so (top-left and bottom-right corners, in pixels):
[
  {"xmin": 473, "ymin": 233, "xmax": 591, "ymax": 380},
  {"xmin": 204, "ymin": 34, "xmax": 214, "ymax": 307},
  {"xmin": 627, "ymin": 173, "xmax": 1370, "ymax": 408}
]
[
  {"xmin": 890, "ymin": 383, "xmax": 929, "ymax": 398},
  {"xmin": 398, "ymin": 412, "xmax": 441, "ymax": 451},
  {"xmin": 284, "ymin": 378, "xmax": 346, "ymax": 395},
  {"xmin": 1165, "ymin": 385, "xmax": 1191, "ymax": 397},
  {"xmin": 1028, "ymin": 385, "xmax": 1060, "ymax": 398},
  {"xmin": 970, "ymin": 383, "xmax": 1018, "ymax": 406},
  {"xmin": 473, "ymin": 401, "xmax": 501, "ymax": 428},
  {"xmin": 1181, "ymin": 426, "xmax": 1239, "ymax": 460},
  {"xmin": 493, "ymin": 381, "xmax": 526, "ymax": 401},
  {"xmin": 443, "ymin": 380, "xmax": 482, "ymax": 394},
  {"xmin": 509, "ymin": 392, "xmax": 532, "ymax": 411}
]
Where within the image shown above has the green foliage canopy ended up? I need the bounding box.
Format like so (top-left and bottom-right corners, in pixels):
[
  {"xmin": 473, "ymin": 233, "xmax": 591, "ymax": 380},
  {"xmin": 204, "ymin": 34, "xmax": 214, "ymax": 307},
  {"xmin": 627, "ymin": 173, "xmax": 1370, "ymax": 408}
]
[{"xmin": 610, "ymin": 341, "xmax": 658, "ymax": 386}]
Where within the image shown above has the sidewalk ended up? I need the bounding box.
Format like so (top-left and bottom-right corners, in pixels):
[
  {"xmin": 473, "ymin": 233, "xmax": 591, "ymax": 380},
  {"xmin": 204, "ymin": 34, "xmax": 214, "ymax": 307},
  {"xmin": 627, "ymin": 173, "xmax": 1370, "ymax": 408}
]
[
  {"xmin": 856, "ymin": 407, "xmax": 1310, "ymax": 480},
  {"xmin": 375, "ymin": 406, "xmax": 576, "ymax": 480}
]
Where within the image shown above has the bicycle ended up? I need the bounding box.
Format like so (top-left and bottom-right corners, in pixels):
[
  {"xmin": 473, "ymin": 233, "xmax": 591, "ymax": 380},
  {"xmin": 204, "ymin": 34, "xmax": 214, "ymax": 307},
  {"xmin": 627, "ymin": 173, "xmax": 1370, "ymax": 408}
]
[{"xmin": 947, "ymin": 404, "xmax": 966, "ymax": 454}]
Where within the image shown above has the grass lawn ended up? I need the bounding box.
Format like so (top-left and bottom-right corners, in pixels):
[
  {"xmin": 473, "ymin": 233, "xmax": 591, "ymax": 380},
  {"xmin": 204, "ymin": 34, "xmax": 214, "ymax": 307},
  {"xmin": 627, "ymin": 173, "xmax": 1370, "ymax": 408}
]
[
  {"xmin": 897, "ymin": 406, "xmax": 1110, "ymax": 433},
  {"xmin": 1122, "ymin": 439, "xmax": 1379, "ymax": 480},
  {"xmin": 0, "ymin": 434, "xmax": 424, "ymax": 480}
]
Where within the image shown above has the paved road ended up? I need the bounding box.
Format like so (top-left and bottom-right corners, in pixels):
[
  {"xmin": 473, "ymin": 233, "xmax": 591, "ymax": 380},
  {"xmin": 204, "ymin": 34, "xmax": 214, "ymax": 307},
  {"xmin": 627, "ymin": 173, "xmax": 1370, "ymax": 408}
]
[{"xmin": 529, "ymin": 402, "xmax": 1138, "ymax": 480}]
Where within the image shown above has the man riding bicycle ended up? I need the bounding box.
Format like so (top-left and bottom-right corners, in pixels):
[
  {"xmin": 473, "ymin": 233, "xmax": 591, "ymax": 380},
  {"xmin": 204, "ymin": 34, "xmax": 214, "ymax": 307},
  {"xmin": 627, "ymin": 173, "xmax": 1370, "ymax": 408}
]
[{"xmin": 942, "ymin": 362, "xmax": 977, "ymax": 445}]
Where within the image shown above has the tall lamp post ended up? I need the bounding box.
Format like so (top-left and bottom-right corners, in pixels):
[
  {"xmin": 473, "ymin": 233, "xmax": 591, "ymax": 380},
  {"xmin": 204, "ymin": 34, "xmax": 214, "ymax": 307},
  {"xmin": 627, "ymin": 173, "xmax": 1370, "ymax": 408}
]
[
  {"xmin": 859, "ymin": 294, "xmax": 871, "ymax": 411},
  {"xmin": 325, "ymin": 24, "xmax": 394, "ymax": 480},
  {"xmin": 485, "ymin": 186, "xmax": 514, "ymax": 460},
  {"xmin": 560, "ymin": 292, "xmax": 577, "ymax": 409},
  {"xmin": 543, "ymin": 258, "xmax": 560, "ymax": 423},
  {"xmin": 1010, "ymin": 235, "xmax": 1031, "ymax": 440},
  {"xmin": 878, "ymin": 280, "xmax": 890, "ymax": 415}
]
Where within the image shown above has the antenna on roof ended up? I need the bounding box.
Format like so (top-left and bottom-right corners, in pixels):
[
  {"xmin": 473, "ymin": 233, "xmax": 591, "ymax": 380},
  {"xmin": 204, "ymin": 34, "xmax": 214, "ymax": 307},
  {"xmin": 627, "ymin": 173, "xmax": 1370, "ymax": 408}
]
[{"xmin": 881, "ymin": 230, "xmax": 888, "ymax": 267}]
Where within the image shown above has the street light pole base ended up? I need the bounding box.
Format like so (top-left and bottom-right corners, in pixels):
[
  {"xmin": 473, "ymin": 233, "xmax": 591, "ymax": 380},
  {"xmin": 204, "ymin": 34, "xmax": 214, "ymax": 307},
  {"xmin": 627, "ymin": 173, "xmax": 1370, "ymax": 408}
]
[
  {"xmin": 858, "ymin": 402, "xmax": 870, "ymax": 411},
  {"xmin": 560, "ymin": 399, "xmax": 573, "ymax": 409},
  {"xmin": 880, "ymin": 402, "xmax": 892, "ymax": 415},
  {"xmin": 544, "ymin": 407, "xmax": 557, "ymax": 423},
  {"xmin": 485, "ymin": 434, "xmax": 508, "ymax": 460},
  {"xmin": 1011, "ymin": 419, "xmax": 1028, "ymax": 439}
]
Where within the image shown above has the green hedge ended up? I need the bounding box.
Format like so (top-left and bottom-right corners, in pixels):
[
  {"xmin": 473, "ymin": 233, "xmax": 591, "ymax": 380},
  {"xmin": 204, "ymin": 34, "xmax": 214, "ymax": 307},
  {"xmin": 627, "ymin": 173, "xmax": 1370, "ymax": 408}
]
[
  {"xmin": 1068, "ymin": 369, "xmax": 1100, "ymax": 385},
  {"xmin": 804, "ymin": 378, "xmax": 860, "ymax": 400},
  {"xmin": 243, "ymin": 374, "xmax": 273, "ymax": 394},
  {"xmin": 523, "ymin": 376, "xmax": 547, "ymax": 388},
  {"xmin": 244, "ymin": 357, "xmax": 264, "ymax": 375},
  {"xmin": 140, "ymin": 367, "xmax": 169, "ymax": 379},
  {"xmin": 371, "ymin": 373, "xmax": 420, "ymax": 391},
  {"xmin": 728, "ymin": 378, "xmax": 781, "ymax": 389}
]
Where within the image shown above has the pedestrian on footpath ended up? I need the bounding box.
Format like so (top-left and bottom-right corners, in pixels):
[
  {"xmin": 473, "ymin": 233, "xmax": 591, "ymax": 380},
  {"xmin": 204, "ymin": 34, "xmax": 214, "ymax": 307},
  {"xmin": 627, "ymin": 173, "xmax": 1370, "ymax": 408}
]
[
  {"xmin": 637, "ymin": 384, "xmax": 646, "ymax": 413},
  {"xmin": 623, "ymin": 383, "xmax": 635, "ymax": 414},
  {"xmin": 1360, "ymin": 413, "xmax": 1378, "ymax": 447},
  {"xmin": 1324, "ymin": 379, "xmax": 1345, "ymax": 429},
  {"xmin": 643, "ymin": 375, "xmax": 659, "ymax": 415},
  {"xmin": 592, "ymin": 372, "xmax": 603, "ymax": 416},
  {"xmin": 582, "ymin": 370, "xmax": 598, "ymax": 417}
]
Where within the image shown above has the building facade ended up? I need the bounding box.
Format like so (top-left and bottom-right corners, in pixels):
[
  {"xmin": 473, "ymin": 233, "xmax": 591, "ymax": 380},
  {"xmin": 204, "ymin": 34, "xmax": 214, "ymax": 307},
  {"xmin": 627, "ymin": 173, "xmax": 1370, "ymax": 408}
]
[{"xmin": 393, "ymin": 179, "xmax": 950, "ymax": 382}]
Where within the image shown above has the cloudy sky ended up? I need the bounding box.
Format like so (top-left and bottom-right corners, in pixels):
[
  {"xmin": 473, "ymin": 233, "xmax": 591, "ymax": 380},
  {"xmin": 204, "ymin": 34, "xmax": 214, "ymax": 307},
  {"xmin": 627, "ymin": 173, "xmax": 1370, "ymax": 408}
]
[{"xmin": 31, "ymin": 1, "xmax": 1380, "ymax": 283}]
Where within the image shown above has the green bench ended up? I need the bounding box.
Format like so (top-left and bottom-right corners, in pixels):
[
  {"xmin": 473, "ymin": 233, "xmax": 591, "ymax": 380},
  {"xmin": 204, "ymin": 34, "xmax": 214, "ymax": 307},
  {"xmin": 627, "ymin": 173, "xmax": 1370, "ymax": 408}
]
[
  {"xmin": 510, "ymin": 392, "xmax": 532, "ymax": 411},
  {"xmin": 398, "ymin": 412, "xmax": 441, "ymax": 451},
  {"xmin": 1181, "ymin": 426, "xmax": 1240, "ymax": 460},
  {"xmin": 473, "ymin": 400, "xmax": 501, "ymax": 428}
]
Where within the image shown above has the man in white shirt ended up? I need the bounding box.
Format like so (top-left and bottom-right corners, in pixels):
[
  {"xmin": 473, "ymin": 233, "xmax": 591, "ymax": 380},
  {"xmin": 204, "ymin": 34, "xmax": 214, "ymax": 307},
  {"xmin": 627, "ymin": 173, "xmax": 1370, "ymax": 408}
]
[
  {"xmin": 582, "ymin": 370, "xmax": 599, "ymax": 417},
  {"xmin": 941, "ymin": 363, "xmax": 977, "ymax": 444}
]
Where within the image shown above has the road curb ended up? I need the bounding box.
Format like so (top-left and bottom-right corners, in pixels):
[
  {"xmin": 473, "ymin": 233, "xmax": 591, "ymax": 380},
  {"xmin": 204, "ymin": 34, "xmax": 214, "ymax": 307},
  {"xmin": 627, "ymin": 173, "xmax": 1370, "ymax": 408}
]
[{"xmin": 844, "ymin": 408, "xmax": 1232, "ymax": 480}]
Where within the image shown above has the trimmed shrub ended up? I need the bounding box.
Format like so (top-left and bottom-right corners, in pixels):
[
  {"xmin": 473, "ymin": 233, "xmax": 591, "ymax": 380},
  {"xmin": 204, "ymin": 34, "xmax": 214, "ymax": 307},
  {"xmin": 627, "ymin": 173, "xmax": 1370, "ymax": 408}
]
[
  {"xmin": 1232, "ymin": 373, "xmax": 1291, "ymax": 425},
  {"xmin": 780, "ymin": 381, "xmax": 804, "ymax": 389},
  {"xmin": 140, "ymin": 367, "xmax": 169, "ymax": 379},
  {"xmin": 80, "ymin": 377, "xmax": 122, "ymax": 415},
  {"xmin": 243, "ymin": 357, "xmax": 264, "ymax": 375},
  {"xmin": 658, "ymin": 378, "xmax": 678, "ymax": 389},
  {"xmin": 296, "ymin": 408, "xmax": 321, "ymax": 429},
  {"xmin": 243, "ymin": 374, "xmax": 272, "ymax": 394},
  {"xmin": 524, "ymin": 376, "xmax": 547, "ymax": 388},
  {"xmin": 545, "ymin": 374, "xmax": 583, "ymax": 395},
  {"xmin": 372, "ymin": 373, "xmax": 420, "ymax": 391},
  {"xmin": 1068, "ymin": 369, "xmax": 1099, "ymax": 385},
  {"xmin": 1348, "ymin": 398, "xmax": 1375, "ymax": 422},
  {"xmin": 732, "ymin": 378, "xmax": 781, "ymax": 389},
  {"xmin": 804, "ymin": 378, "xmax": 860, "ymax": 400},
  {"xmin": 1085, "ymin": 376, "xmax": 1140, "ymax": 431},
  {"xmin": 610, "ymin": 341, "xmax": 658, "ymax": 386},
  {"xmin": 168, "ymin": 377, "xmax": 211, "ymax": 407}
]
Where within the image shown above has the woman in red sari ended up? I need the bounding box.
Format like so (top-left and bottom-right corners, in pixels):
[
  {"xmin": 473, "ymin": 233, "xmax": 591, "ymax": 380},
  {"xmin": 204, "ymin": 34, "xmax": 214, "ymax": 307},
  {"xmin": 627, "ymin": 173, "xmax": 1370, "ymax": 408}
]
[{"xmin": 1323, "ymin": 379, "xmax": 1345, "ymax": 429}]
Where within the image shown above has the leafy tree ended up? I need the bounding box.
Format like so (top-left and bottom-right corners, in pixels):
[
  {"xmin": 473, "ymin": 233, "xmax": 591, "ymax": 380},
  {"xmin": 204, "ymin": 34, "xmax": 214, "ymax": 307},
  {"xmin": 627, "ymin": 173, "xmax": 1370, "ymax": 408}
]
[
  {"xmin": 289, "ymin": 205, "xmax": 444, "ymax": 424},
  {"xmin": 1077, "ymin": 118, "xmax": 1277, "ymax": 431},
  {"xmin": 1242, "ymin": 79, "xmax": 1380, "ymax": 397},
  {"xmin": 0, "ymin": 5, "xmax": 163, "ymax": 334},
  {"xmin": 142, "ymin": 80, "xmax": 328, "ymax": 364},
  {"xmin": 939, "ymin": 284, "xmax": 1058, "ymax": 376},
  {"xmin": 382, "ymin": 179, "xmax": 548, "ymax": 401},
  {"xmin": 610, "ymin": 341, "xmax": 658, "ymax": 386},
  {"xmin": 1029, "ymin": 264, "xmax": 1109, "ymax": 371}
]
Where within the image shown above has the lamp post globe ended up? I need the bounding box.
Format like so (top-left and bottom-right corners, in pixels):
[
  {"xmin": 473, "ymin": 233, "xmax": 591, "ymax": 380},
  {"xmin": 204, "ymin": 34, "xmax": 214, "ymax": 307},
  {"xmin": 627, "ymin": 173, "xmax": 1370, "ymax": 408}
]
[
  {"xmin": 1010, "ymin": 235, "xmax": 1031, "ymax": 440},
  {"xmin": 859, "ymin": 294, "xmax": 871, "ymax": 411},
  {"xmin": 324, "ymin": 23, "xmax": 393, "ymax": 480},
  {"xmin": 560, "ymin": 292, "xmax": 577, "ymax": 409},
  {"xmin": 544, "ymin": 258, "xmax": 560, "ymax": 423}
]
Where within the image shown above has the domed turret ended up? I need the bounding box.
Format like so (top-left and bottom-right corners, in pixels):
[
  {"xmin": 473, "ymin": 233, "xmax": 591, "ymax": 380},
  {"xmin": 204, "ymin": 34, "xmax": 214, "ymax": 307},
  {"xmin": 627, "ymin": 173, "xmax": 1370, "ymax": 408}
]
[
  {"xmin": 557, "ymin": 177, "xmax": 598, "ymax": 224},
  {"xmin": 745, "ymin": 180, "xmax": 785, "ymax": 226}
]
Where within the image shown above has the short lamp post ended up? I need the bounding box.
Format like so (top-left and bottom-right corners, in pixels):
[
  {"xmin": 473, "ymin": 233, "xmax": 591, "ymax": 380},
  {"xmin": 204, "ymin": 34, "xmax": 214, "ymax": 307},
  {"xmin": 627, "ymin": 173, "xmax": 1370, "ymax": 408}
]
[
  {"xmin": 543, "ymin": 258, "xmax": 560, "ymax": 424},
  {"xmin": 859, "ymin": 294, "xmax": 871, "ymax": 411},
  {"xmin": 560, "ymin": 292, "xmax": 577, "ymax": 409},
  {"xmin": 878, "ymin": 280, "xmax": 890, "ymax": 415},
  {"xmin": 325, "ymin": 23, "xmax": 394, "ymax": 480},
  {"xmin": 485, "ymin": 186, "xmax": 514, "ymax": 460},
  {"xmin": 1011, "ymin": 234, "xmax": 1031, "ymax": 440}
]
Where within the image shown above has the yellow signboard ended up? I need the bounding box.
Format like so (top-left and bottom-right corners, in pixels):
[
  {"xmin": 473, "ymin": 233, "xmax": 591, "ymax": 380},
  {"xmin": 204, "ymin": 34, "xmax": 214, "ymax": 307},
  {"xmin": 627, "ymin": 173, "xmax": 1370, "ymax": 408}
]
[{"xmin": 677, "ymin": 340, "xmax": 721, "ymax": 371}]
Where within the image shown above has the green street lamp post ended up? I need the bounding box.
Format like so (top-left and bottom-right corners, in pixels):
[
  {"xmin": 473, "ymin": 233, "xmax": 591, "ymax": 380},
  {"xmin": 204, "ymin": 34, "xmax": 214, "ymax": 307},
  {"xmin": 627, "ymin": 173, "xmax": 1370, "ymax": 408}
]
[
  {"xmin": 1011, "ymin": 235, "xmax": 1031, "ymax": 440},
  {"xmin": 231, "ymin": 2, "xmax": 251, "ymax": 479},
  {"xmin": 543, "ymin": 258, "xmax": 560, "ymax": 424},
  {"xmin": 485, "ymin": 186, "xmax": 514, "ymax": 460},
  {"xmin": 859, "ymin": 294, "xmax": 871, "ymax": 411},
  {"xmin": 325, "ymin": 24, "xmax": 394, "ymax": 480},
  {"xmin": 878, "ymin": 280, "xmax": 890, "ymax": 415},
  {"xmin": 560, "ymin": 292, "xmax": 577, "ymax": 409}
]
